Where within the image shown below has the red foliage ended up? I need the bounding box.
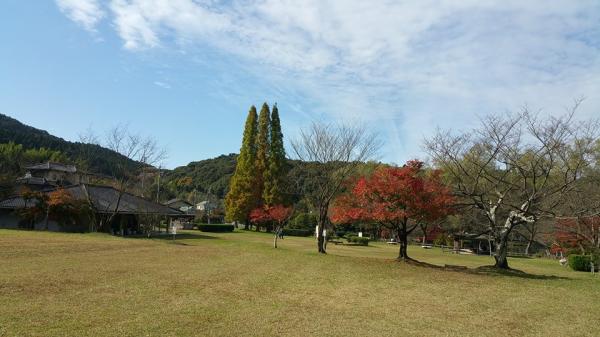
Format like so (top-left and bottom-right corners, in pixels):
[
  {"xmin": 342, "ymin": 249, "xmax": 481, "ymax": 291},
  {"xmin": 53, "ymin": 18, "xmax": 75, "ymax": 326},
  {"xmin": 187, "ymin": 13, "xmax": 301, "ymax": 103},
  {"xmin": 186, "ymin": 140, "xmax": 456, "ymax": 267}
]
[
  {"xmin": 250, "ymin": 207, "xmax": 270, "ymax": 224},
  {"xmin": 554, "ymin": 216, "xmax": 600, "ymax": 252},
  {"xmin": 331, "ymin": 161, "xmax": 454, "ymax": 227},
  {"xmin": 267, "ymin": 205, "xmax": 293, "ymax": 224},
  {"xmin": 250, "ymin": 205, "xmax": 293, "ymax": 225}
]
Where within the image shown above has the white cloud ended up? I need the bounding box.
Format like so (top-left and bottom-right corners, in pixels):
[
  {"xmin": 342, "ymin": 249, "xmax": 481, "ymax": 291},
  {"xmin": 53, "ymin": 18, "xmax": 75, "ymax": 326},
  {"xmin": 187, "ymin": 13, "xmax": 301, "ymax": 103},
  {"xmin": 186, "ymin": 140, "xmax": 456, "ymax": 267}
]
[
  {"xmin": 56, "ymin": 0, "xmax": 104, "ymax": 32},
  {"xmin": 56, "ymin": 0, "xmax": 600, "ymax": 163},
  {"xmin": 153, "ymin": 81, "xmax": 171, "ymax": 89}
]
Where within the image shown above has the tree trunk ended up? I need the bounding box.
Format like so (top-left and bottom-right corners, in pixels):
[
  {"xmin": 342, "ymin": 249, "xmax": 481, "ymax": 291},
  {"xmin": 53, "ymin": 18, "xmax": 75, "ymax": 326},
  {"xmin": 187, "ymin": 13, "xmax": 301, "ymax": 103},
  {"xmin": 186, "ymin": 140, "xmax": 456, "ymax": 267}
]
[
  {"xmin": 494, "ymin": 235, "xmax": 510, "ymax": 269},
  {"xmin": 525, "ymin": 240, "xmax": 532, "ymax": 256},
  {"xmin": 273, "ymin": 232, "xmax": 278, "ymax": 248},
  {"xmin": 317, "ymin": 221, "xmax": 326, "ymax": 254},
  {"xmin": 316, "ymin": 208, "xmax": 328, "ymax": 254},
  {"xmin": 244, "ymin": 219, "xmax": 249, "ymax": 230},
  {"xmin": 397, "ymin": 232, "xmax": 409, "ymax": 261}
]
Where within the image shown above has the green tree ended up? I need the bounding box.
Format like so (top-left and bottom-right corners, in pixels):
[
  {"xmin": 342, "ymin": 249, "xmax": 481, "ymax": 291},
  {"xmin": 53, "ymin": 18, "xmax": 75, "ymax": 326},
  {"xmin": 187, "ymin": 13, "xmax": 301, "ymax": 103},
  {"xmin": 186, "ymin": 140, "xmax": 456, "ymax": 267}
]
[
  {"xmin": 0, "ymin": 142, "xmax": 24, "ymax": 176},
  {"xmin": 225, "ymin": 106, "xmax": 259, "ymax": 228},
  {"xmin": 263, "ymin": 104, "xmax": 287, "ymax": 206},
  {"xmin": 255, "ymin": 103, "xmax": 271, "ymax": 206}
]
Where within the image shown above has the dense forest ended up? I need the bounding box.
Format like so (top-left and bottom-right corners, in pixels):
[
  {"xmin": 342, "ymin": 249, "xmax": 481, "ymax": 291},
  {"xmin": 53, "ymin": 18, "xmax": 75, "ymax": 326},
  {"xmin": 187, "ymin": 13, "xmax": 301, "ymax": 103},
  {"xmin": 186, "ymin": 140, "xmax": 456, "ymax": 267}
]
[{"xmin": 160, "ymin": 154, "xmax": 238, "ymax": 201}]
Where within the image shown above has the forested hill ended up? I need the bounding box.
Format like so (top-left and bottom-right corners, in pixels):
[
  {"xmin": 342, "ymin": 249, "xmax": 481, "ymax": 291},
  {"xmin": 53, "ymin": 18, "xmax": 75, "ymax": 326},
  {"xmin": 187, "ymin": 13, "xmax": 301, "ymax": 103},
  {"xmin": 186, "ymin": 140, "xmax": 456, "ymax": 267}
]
[
  {"xmin": 0, "ymin": 113, "xmax": 238, "ymax": 200},
  {"xmin": 162, "ymin": 154, "xmax": 238, "ymax": 200},
  {"xmin": 0, "ymin": 113, "xmax": 382, "ymax": 203},
  {"xmin": 0, "ymin": 113, "xmax": 137, "ymax": 176}
]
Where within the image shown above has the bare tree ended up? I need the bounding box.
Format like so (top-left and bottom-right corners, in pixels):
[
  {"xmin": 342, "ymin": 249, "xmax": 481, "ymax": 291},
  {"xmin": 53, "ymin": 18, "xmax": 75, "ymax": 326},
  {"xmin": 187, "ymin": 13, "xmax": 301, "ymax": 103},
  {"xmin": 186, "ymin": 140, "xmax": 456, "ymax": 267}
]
[
  {"xmin": 291, "ymin": 122, "xmax": 380, "ymax": 254},
  {"xmin": 78, "ymin": 124, "xmax": 100, "ymax": 146},
  {"xmin": 425, "ymin": 100, "xmax": 598, "ymax": 269},
  {"xmin": 100, "ymin": 125, "xmax": 167, "ymax": 233}
]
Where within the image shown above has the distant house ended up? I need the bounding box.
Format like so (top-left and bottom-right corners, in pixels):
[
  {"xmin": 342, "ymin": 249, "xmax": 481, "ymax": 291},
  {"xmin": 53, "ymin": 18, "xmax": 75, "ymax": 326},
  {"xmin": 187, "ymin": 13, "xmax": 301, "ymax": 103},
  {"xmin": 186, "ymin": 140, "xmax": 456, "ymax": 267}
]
[
  {"xmin": 20, "ymin": 162, "xmax": 86, "ymax": 185},
  {"xmin": 165, "ymin": 199, "xmax": 195, "ymax": 213},
  {"xmin": 196, "ymin": 200, "xmax": 216, "ymax": 212},
  {"xmin": 165, "ymin": 199, "xmax": 196, "ymax": 229},
  {"xmin": 0, "ymin": 162, "xmax": 182, "ymax": 233}
]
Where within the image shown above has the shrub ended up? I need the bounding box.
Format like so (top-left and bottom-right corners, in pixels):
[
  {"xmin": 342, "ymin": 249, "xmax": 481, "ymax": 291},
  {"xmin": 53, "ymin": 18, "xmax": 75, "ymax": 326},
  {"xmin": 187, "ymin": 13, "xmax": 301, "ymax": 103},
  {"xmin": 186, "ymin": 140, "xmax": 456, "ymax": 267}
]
[
  {"xmin": 355, "ymin": 237, "xmax": 370, "ymax": 246},
  {"xmin": 282, "ymin": 228, "xmax": 312, "ymax": 237},
  {"xmin": 289, "ymin": 213, "xmax": 317, "ymax": 230},
  {"xmin": 433, "ymin": 235, "xmax": 448, "ymax": 246},
  {"xmin": 568, "ymin": 254, "xmax": 592, "ymax": 272},
  {"xmin": 197, "ymin": 224, "xmax": 234, "ymax": 233},
  {"xmin": 344, "ymin": 232, "xmax": 357, "ymax": 239},
  {"xmin": 335, "ymin": 231, "xmax": 347, "ymax": 238},
  {"xmin": 346, "ymin": 235, "xmax": 369, "ymax": 246}
]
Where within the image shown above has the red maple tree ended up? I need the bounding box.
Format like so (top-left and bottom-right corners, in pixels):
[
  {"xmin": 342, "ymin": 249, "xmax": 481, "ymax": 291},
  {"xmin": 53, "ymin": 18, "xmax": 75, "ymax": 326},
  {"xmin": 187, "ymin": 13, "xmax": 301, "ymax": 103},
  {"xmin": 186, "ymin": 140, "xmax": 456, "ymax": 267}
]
[
  {"xmin": 331, "ymin": 160, "xmax": 454, "ymax": 260},
  {"xmin": 250, "ymin": 204, "xmax": 293, "ymax": 248},
  {"xmin": 553, "ymin": 216, "xmax": 600, "ymax": 254}
]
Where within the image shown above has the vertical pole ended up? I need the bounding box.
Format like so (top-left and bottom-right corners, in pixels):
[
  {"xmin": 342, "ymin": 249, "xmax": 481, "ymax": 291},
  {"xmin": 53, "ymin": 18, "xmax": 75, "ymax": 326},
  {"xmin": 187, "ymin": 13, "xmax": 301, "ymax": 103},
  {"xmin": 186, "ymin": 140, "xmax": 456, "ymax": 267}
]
[{"xmin": 156, "ymin": 166, "xmax": 161, "ymax": 203}]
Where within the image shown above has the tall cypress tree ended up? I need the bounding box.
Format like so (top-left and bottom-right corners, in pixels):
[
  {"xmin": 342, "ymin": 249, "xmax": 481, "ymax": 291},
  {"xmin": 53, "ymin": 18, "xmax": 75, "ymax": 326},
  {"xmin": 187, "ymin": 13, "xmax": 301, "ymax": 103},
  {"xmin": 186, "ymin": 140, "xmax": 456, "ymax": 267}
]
[
  {"xmin": 264, "ymin": 103, "xmax": 287, "ymax": 206},
  {"xmin": 225, "ymin": 106, "xmax": 259, "ymax": 227},
  {"xmin": 255, "ymin": 103, "xmax": 271, "ymax": 207}
]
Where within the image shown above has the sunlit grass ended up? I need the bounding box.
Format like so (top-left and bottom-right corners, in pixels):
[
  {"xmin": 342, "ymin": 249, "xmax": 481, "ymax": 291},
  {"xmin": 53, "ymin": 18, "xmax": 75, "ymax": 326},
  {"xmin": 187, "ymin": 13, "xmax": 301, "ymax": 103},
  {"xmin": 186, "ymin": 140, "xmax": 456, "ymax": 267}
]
[{"xmin": 1, "ymin": 229, "xmax": 598, "ymax": 337}]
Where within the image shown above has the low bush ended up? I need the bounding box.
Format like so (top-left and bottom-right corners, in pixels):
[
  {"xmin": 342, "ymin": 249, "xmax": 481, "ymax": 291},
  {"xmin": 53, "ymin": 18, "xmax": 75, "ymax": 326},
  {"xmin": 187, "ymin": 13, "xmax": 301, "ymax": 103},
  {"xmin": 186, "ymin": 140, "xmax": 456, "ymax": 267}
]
[
  {"xmin": 197, "ymin": 224, "xmax": 234, "ymax": 233},
  {"xmin": 433, "ymin": 235, "xmax": 449, "ymax": 246},
  {"xmin": 282, "ymin": 228, "xmax": 312, "ymax": 237},
  {"xmin": 346, "ymin": 235, "xmax": 370, "ymax": 246},
  {"xmin": 335, "ymin": 231, "xmax": 347, "ymax": 238},
  {"xmin": 569, "ymin": 254, "xmax": 592, "ymax": 272},
  {"xmin": 289, "ymin": 213, "xmax": 317, "ymax": 230}
]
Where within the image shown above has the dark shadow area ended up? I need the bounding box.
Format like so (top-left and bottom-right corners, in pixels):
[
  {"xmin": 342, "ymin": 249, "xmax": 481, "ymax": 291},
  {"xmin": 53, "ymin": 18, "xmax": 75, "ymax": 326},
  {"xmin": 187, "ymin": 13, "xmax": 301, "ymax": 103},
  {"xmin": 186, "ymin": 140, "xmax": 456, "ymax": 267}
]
[
  {"xmin": 336, "ymin": 243, "xmax": 379, "ymax": 248},
  {"xmin": 471, "ymin": 265, "xmax": 570, "ymax": 280},
  {"xmin": 507, "ymin": 255, "xmax": 534, "ymax": 259},
  {"xmin": 399, "ymin": 258, "xmax": 570, "ymax": 280},
  {"xmin": 126, "ymin": 233, "xmax": 220, "ymax": 241}
]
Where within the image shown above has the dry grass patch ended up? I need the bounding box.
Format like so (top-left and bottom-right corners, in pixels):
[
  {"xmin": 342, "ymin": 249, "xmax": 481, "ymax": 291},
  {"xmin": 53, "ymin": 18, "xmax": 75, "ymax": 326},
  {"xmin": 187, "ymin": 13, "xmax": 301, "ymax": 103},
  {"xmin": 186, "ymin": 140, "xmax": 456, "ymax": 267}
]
[{"xmin": 1, "ymin": 229, "xmax": 598, "ymax": 337}]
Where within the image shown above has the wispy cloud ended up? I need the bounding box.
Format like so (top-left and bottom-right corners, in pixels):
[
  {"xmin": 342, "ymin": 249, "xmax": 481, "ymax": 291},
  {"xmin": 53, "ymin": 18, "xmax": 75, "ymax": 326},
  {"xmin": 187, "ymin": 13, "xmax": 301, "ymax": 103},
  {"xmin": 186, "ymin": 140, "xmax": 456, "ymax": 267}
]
[
  {"xmin": 153, "ymin": 81, "xmax": 171, "ymax": 89},
  {"xmin": 55, "ymin": 0, "xmax": 104, "ymax": 32},
  {"xmin": 55, "ymin": 0, "xmax": 600, "ymax": 163}
]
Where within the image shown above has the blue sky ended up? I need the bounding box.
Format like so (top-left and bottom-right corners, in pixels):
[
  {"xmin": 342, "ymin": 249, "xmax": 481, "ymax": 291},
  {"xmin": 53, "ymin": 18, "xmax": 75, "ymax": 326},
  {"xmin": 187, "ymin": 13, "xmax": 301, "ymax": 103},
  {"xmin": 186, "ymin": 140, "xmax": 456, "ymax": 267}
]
[{"xmin": 1, "ymin": 1, "xmax": 599, "ymax": 169}]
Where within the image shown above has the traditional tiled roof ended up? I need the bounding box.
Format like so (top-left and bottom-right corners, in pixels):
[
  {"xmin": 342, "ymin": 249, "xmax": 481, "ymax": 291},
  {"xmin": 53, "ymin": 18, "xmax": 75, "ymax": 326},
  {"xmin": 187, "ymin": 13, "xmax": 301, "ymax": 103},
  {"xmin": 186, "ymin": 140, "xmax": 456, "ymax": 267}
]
[
  {"xmin": 15, "ymin": 176, "xmax": 52, "ymax": 186},
  {"xmin": 0, "ymin": 184, "xmax": 182, "ymax": 216},
  {"xmin": 0, "ymin": 196, "xmax": 32, "ymax": 209},
  {"xmin": 25, "ymin": 162, "xmax": 77, "ymax": 173},
  {"xmin": 165, "ymin": 199, "xmax": 193, "ymax": 207}
]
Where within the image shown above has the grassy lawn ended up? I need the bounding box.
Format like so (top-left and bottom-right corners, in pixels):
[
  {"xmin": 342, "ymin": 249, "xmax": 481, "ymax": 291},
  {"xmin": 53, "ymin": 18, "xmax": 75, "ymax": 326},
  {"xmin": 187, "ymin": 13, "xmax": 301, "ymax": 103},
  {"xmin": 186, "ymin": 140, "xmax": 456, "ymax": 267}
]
[{"xmin": 1, "ymin": 229, "xmax": 598, "ymax": 337}]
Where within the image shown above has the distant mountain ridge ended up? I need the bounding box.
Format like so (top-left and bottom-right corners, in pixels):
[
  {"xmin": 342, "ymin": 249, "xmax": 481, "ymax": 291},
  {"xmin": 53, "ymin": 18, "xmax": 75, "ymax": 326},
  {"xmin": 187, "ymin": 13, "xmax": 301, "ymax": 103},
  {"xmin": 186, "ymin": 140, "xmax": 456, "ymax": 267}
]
[
  {"xmin": 0, "ymin": 113, "xmax": 138, "ymax": 176},
  {"xmin": 0, "ymin": 113, "xmax": 239, "ymax": 201},
  {"xmin": 0, "ymin": 113, "xmax": 378, "ymax": 204}
]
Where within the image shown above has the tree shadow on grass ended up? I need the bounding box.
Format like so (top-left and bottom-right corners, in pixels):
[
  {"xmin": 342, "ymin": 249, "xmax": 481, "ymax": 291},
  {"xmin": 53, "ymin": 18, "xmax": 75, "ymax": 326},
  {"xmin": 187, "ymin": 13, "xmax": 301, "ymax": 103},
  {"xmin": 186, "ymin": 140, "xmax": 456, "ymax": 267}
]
[
  {"xmin": 470, "ymin": 265, "xmax": 570, "ymax": 280},
  {"xmin": 402, "ymin": 259, "xmax": 570, "ymax": 280},
  {"xmin": 126, "ymin": 233, "xmax": 220, "ymax": 242},
  {"xmin": 335, "ymin": 243, "xmax": 380, "ymax": 248}
]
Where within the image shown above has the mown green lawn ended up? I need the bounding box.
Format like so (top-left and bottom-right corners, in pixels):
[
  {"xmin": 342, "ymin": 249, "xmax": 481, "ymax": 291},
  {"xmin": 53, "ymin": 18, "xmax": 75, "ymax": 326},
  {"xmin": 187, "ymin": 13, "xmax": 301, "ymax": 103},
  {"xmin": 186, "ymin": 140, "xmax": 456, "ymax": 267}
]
[{"xmin": 1, "ymin": 229, "xmax": 598, "ymax": 337}]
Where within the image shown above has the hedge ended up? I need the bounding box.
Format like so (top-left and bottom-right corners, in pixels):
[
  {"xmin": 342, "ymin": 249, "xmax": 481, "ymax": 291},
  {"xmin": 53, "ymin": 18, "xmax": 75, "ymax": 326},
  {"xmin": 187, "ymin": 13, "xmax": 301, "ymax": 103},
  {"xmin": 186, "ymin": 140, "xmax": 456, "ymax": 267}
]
[
  {"xmin": 569, "ymin": 254, "xmax": 592, "ymax": 272},
  {"xmin": 346, "ymin": 235, "xmax": 370, "ymax": 246},
  {"xmin": 197, "ymin": 224, "xmax": 235, "ymax": 233},
  {"xmin": 282, "ymin": 228, "xmax": 313, "ymax": 237}
]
